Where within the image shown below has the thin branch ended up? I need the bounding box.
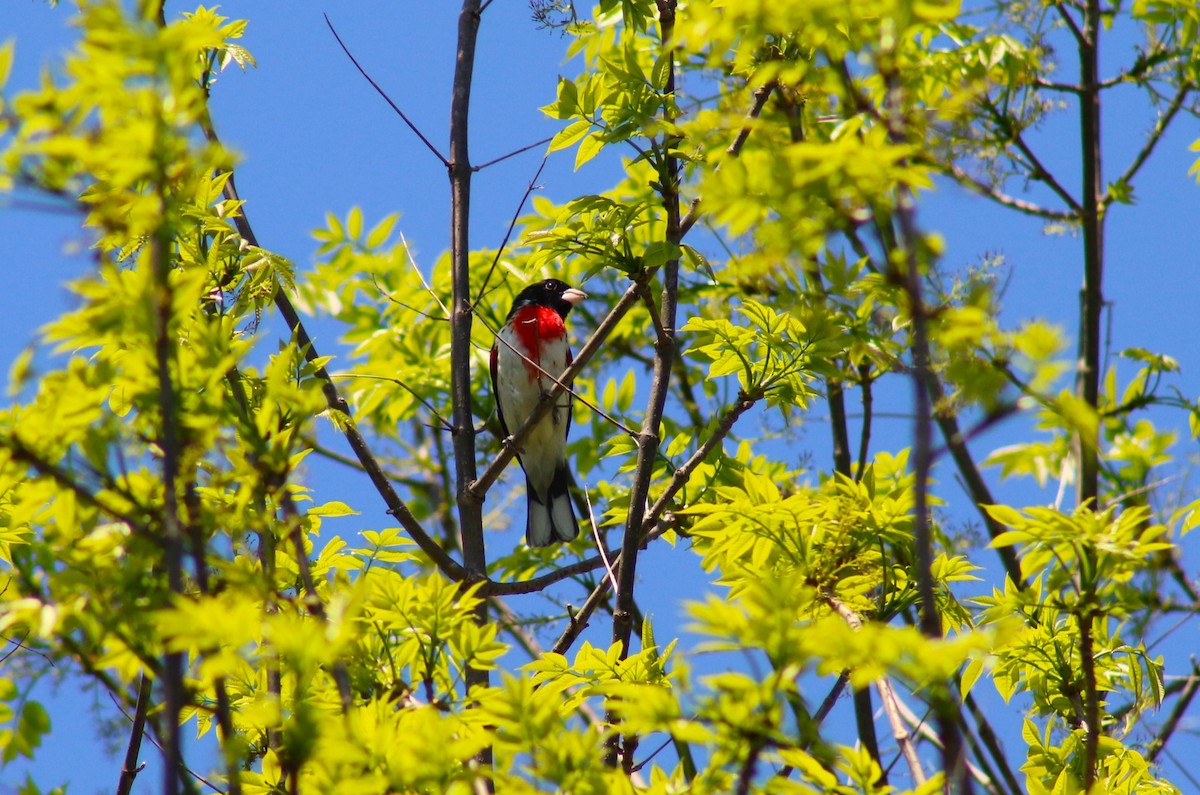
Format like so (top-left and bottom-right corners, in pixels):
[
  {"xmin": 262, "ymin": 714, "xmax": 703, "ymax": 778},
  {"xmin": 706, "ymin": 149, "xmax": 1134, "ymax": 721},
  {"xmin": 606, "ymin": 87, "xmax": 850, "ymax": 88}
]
[
  {"xmin": 584, "ymin": 486, "xmax": 619, "ymax": 594},
  {"xmin": 483, "ymin": 549, "xmax": 614, "ymax": 596},
  {"xmin": 679, "ymin": 80, "xmax": 774, "ymax": 238},
  {"xmin": 332, "ymin": 373, "xmax": 454, "ymax": 433},
  {"xmin": 537, "ymin": 386, "xmax": 759, "ymax": 648},
  {"xmin": 304, "ymin": 437, "xmax": 430, "ymax": 490},
  {"xmin": 876, "ymin": 676, "xmax": 927, "ymax": 786},
  {"xmin": 964, "ymin": 691, "xmax": 1024, "ymax": 795},
  {"xmin": 109, "ymin": 687, "xmax": 225, "ymax": 794},
  {"xmin": 641, "ymin": 389, "xmax": 759, "ymax": 539},
  {"xmin": 827, "ymin": 597, "xmax": 923, "ymax": 785},
  {"xmin": 473, "ymin": 136, "xmax": 554, "ymax": 171},
  {"xmin": 116, "ymin": 674, "xmax": 153, "ymax": 795},
  {"xmin": 2, "ymin": 436, "xmax": 156, "ymax": 541},
  {"xmin": 324, "ymin": 14, "xmax": 449, "ymax": 167},
  {"xmin": 944, "ymin": 162, "xmax": 1075, "ymax": 221},
  {"xmin": 927, "ymin": 376, "xmax": 1025, "ymax": 586},
  {"xmin": 1051, "ymin": 0, "xmax": 1087, "ymax": 46},
  {"xmin": 473, "ymin": 155, "xmax": 550, "ymax": 310},
  {"xmin": 551, "ymin": 566, "xmax": 613, "ymax": 654},
  {"xmin": 1103, "ymin": 83, "xmax": 1192, "ymax": 208},
  {"xmin": 219, "ymin": 173, "xmax": 467, "ymax": 581},
  {"xmin": 372, "ymin": 273, "xmax": 450, "ymax": 322},
  {"xmin": 979, "ymin": 97, "xmax": 1082, "ymax": 214},
  {"xmin": 1147, "ymin": 665, "xmax": 1200, "ymax": 762},
  {"xmin": 1032, "ymin": 77, "xmax": 1083, "ymax": 94},
  {"xmin": 280, "ymin": 492, "xmax": 353, "ymax": 712},
  {"xmin": 397, "ymin": 231, "xmax": 452, "ymax": 319}
]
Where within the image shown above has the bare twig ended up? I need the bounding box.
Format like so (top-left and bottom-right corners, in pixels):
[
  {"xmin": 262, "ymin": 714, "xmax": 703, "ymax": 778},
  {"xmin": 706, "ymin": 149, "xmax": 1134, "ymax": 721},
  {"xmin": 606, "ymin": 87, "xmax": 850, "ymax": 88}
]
[
  {"xmin": 116, "ymin": 674, "xmax": 153, "ymax": 795},
  {"xmin": 1104, "ymin": 83, "xmax": 1192, "ymax": 208},
  {"xmin": 473, "ymin": 155, "xmax": 550, "ymax": 309},
  {"xmin": 280, "ymin": 492, "xmax": 354, "ymax": 712},
  {"xmin": 473, "ymin": 136, "xmax": 554, "ymax": 171},
  {"xmin": 679, "ymin": 80, "xmax": 774, "ymax": 238},
  {"xmin": 944, "ymin": 162, "xmax": 1075, "ymax": 221},
  {"xmin": 108, "ymin": 687, "xmax": 225, "ymax": 794},
  {"xmin": 584, "ymin": 485, "xmax": 619, "ymax": 594},
  {"xmin": 927, "ymin": 375, "xmax": 1025, "ymax": 586},
  {"xmin": 980, "ymin": 96, "xmax": 1082, "ymax": 214},
  {"xmin": 1147, "ymin": 664, "xmax": 1200, "ymax": 762},
  {"xmin": 150, "ymin": 206, "xmax": 188, "ymax": 795},
  {"xmin": 324, "ymin": 14, "xmax": 449, "ymax": 167},
  {"xmin": 219, "ymin": 172, "xmax": 467, "ymax": 580},
  {"xmin": 827, "ymin": 598, "xmax": 924, "ymax": 785},
  {"xmin": 1051, "ymin": 0, "xmax": 1087, "ymax": 46}
]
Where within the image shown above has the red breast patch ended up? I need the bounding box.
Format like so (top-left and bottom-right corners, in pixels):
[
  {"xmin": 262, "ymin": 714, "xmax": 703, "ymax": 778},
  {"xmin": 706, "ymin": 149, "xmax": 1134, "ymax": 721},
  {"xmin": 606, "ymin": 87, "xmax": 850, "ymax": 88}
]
[{"xmin": 512, "ymin": 305, "xmax": 566, "ymax": 377}]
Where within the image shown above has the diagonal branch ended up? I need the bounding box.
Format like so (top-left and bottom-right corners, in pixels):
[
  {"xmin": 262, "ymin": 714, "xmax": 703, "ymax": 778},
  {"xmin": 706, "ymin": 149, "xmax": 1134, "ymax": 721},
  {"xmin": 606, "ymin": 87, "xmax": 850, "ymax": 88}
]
[
  {"xmin": 116, "ymin": 674, "xmax": 153, "ymax": 795},
  {"xmin": 473, "ymin": 155, "xmax": 550, "ymax": 309},
  {"xmin": 981, "ymin": 97, "xmax": 1083, "ymax": 214},
  {"xmin": 325, "ymin": 14, "xmax": 449, "ymax": 167},
  {"xmin": 220, "ymin": 172, "xmax": 467, "ymax": 580},
  {"xmin": 679, "ymin": 80, "xmax": 775, "ymax": 238},
  {"xmin": 1103, "ymin": 83, "xmax": 1192, "ymax": 208},
  {"xmin": 473, "ymin": 136, "xmax": 554, "ymax": 172},
  {"xmin": 944, "ymin": 162, "xmax": 1075, "ymax": 221}
]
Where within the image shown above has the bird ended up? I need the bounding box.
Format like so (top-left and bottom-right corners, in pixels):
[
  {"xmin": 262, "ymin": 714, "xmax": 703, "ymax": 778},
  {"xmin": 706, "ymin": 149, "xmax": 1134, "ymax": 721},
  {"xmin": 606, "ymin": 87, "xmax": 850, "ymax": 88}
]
[{"xmin": 490, "ymin": 279, "xmax": 587, "ymax": 547}]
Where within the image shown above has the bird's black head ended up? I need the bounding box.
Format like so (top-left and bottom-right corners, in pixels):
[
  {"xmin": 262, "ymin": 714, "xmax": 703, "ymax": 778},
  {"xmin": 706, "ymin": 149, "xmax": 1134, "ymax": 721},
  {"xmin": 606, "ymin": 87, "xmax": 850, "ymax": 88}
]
[{"xmin": 509, "ymin": 279, "xmax": 587, "ymax": 320}]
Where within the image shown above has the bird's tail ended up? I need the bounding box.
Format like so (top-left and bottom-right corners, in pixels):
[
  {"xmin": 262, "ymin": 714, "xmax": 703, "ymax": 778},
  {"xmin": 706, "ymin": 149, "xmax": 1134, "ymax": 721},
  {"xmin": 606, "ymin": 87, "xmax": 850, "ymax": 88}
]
[{"xmin": 525, "ymin": 464, "xmax": 579, "ymax": 547}]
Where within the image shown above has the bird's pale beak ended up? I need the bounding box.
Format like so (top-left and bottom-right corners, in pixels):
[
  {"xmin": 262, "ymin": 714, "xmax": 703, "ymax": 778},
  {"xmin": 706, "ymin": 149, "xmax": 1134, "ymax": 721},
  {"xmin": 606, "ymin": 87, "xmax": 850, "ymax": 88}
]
[{"xmin": 562, "ymin": 288, "xmax": 587, "ymax": 306}]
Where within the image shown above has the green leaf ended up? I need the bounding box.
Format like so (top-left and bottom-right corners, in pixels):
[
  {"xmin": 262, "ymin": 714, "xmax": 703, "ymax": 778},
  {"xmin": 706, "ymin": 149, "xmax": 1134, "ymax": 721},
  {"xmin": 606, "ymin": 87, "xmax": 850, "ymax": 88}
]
[
  {"xmin": 575, "ymin": 130, "xmax": 606, "ymax": 169},
  {"xmin": 366, "ymin": 213, "xmax": 399, "ymax": 249},
  {"xmin": 548, "ymin": 119, "xmax": 592, "ymax": 152},
  {"xmin": 0, "ymin": 40, "xmax": 13, "ymax": 87},
  {"xmin": 983, "ymin": 503, "xmax": 1025, "ymax": 528},
  {"xmin": 555, "ymin": 76, "xmax": 579, "ymax": 119},
  {"xmin": 308, "ymin": 501, "xmax": 359, "ymax": 518},
  {"xmin": 650, "ymin": 52, "xmax": 672, "ymax": 91}
]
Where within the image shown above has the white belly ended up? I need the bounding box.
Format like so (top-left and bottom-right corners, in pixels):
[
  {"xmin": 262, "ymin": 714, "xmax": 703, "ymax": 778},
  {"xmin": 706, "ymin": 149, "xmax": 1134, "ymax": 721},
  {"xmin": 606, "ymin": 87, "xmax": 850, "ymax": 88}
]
[{"xmin": 495, "ymin": 323, "xmax": 571, "ymax": 490}]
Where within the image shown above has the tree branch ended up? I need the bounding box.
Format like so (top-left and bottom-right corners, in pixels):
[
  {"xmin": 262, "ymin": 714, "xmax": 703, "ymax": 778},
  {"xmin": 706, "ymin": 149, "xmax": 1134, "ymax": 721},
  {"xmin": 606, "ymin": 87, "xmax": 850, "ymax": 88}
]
[
  {"xmin": 979, "ymin": 96, "xmax": 1083, "ymax": 214},
  {"xmin": 607, "ymin": 3, "xmax": 682, "ymax": 772},
  {"xmin": 324, "ymin": 14, "xmax": 449, "ymax": 167},
  {"xmin": 679, "ymin": 80, "xmax": 774, "ymax": 238},
  {"xmin": 1103, "ymin": 83, "xmax": 1192, "ymax": 208},
  {"xmin": 944, "ymin": 162, "xmax": 1075, "ymax": 221},
  {"xmin": 1147, "ymin": 663, "xmax": 1200, "ymax": 763},
  {"xmin": 116, "ymin": 674, "xmax": 153, "ymax": 795},
  {"xmin": 218, "ymin": 173, "xmax": 467, "ymax": 581},
  {"xmin": 149, "ymin": 196, "xmax": 188, "ymax": 795}
]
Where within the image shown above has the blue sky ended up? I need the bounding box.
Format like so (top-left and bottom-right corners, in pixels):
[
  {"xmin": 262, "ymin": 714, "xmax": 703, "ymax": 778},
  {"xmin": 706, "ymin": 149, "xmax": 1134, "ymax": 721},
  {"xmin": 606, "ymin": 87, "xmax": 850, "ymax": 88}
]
[{"xmin": 3, "ymin": 1, "xmax": 1200, "ymax": 792}]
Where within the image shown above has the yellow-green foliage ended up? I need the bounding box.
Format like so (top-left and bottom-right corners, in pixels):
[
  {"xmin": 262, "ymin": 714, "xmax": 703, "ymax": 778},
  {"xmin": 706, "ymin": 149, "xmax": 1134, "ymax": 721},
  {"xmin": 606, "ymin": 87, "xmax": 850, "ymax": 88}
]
[{"xmin": 0, "ymin": 0, "xmax": 1195, "ymax": 793}]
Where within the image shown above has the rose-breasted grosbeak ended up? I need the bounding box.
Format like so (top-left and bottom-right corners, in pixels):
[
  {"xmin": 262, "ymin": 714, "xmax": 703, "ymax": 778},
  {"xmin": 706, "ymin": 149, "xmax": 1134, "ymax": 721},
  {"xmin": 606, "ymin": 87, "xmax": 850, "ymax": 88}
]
[{"xmin": 490, "ymin": 279, "xmax": 587, "ymax": 547}]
